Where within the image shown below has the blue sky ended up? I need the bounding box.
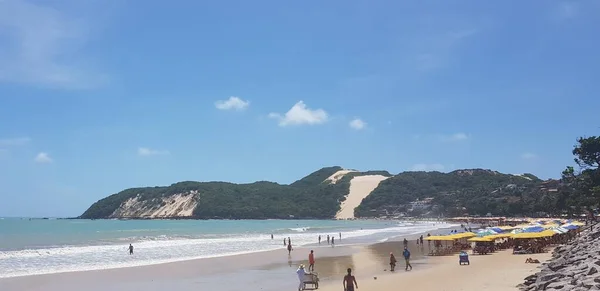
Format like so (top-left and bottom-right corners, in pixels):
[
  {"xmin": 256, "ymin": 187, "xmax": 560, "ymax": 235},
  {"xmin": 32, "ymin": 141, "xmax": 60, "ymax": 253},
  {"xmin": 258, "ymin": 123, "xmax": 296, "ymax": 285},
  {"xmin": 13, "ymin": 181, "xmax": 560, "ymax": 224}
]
[{"xmin": 1, "ymin": 0, "xmax": 599, "ymax": 217}]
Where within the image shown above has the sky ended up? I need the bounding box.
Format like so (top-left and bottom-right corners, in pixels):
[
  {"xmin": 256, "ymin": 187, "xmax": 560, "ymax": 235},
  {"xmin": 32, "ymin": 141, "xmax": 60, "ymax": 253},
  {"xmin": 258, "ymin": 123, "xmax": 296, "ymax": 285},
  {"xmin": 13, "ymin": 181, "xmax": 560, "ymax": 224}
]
[{"xmin": 0, "ymin": 0, "xmax": 599, "ymax": 217}]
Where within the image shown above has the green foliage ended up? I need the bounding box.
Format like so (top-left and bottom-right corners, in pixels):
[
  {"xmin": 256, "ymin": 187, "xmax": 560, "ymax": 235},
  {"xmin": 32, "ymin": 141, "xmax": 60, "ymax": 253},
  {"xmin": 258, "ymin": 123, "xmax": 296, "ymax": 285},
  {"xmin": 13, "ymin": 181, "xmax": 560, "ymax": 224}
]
[
  {"xmin": 290, "ymin": 166, "xmax": 343, "ymax": 187},
  {"xmin": 354, "ymin": 169, "xmax": 545, "ymax": 217},
  {"xmin": 81, "ymin": 167, "xmax": 356, "ymax": 219}
]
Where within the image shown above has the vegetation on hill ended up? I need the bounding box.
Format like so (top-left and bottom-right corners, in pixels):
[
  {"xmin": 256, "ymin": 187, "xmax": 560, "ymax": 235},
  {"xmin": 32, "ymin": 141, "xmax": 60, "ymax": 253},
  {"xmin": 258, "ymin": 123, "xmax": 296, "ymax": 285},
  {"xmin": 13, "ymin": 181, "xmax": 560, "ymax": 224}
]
[
  {"xmin": 354, "ymin": 134, "xmax": 600, "ymax": 218},
  {"xmin": 80, "ymin": 167, "xmax": 374, "ymax": 219},
  {"xmin": 81, "ymin": 134, "xmax": 599, "ymax": 220},
  {"xmin": 354, "ymin": 170, "xmax": 544, "ymax": 217}
]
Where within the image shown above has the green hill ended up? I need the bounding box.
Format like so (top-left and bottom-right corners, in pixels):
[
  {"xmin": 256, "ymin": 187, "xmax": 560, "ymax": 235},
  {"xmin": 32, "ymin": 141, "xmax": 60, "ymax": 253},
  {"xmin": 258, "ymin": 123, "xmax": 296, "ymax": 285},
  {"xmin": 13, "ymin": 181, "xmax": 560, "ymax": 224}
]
[{"xmin": 80, "ymin": 167, "xmax": 557, "ymax": 220}]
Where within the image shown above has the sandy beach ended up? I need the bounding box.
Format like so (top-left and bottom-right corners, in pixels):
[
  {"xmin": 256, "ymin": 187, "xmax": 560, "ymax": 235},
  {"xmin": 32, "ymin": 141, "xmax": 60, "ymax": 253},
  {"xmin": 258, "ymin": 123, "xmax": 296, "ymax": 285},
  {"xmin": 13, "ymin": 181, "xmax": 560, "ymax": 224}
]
[{"xmin": 0, "ymin": 224, "xmax": 556, "ymax": 291}]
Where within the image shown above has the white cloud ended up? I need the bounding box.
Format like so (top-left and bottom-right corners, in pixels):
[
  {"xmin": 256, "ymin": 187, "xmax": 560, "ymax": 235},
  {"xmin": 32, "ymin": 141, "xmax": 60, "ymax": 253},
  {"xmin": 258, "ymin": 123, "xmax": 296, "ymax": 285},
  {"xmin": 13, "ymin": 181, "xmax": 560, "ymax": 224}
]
[
  {"xmin": 268, "ymin": 101, "xmax": 328, "ymax": 126},
  {"xmin": 411, "ymin": 163, "xmax": 445, "ymax": 172},
  {"xmin": 349, "ymin": 118, "xmax": 366, "ymax": 130},
  {"xmin": 0, "ymin": 0, "xmax": 105, "ymax": 88},
  {"xmin": 0, "ymin": 137, "xmax": 31, "ymax": 146},
  {"xmin": 138, "ymin": 147, "xmax": 170, "ymax": 156},
  {"xmin": 34, "ymin": 152, "xmax": 52, "ymax": 163},
  {"xmin": 440, "ymin": 133, "xmax": 469, "ymax": 142},
  {"xmin": 521, "ymin": 152, "xmax": 537, "ymax": 160},
  {"xmin": 215, "ymin": 96, "xmax": 250, "ymax": 111}
]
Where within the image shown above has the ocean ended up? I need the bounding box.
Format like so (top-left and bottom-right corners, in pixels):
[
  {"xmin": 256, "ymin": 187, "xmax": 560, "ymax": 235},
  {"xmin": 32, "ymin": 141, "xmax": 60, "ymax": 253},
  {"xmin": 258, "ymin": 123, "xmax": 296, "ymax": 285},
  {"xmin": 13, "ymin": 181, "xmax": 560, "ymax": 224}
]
[{"xmin": 0, "ymin": 218, "xmax": 455, "ymax": 278}]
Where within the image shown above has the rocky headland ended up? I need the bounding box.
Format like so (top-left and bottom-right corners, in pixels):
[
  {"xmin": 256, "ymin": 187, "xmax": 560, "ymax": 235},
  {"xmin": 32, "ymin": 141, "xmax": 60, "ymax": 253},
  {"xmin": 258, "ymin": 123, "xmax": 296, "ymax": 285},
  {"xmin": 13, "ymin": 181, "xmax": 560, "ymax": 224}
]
[{"xmin": 519, "ymin": 223, "xmax": 600, "ymax": 290}]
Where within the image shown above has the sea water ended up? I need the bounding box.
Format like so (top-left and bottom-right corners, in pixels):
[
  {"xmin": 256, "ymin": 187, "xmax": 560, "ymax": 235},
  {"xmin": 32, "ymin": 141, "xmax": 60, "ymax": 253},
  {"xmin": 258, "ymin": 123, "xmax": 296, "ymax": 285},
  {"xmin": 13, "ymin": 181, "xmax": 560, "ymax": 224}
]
[{"xmin": 0, "ymin": 218, "xmax": 454, "ymax": 278}]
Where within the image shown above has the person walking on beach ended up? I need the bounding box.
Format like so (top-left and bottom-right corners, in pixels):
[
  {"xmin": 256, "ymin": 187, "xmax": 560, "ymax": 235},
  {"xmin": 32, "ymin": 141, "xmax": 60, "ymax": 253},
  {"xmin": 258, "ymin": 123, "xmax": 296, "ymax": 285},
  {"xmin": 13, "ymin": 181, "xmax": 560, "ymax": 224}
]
[
  {"xmin": 419, "ymin": 235, "xmax": 424, "ymax": 245},
  {"xmin": 403, "ymin": 247, "xmax": 412, "ymax": 271},
  {"xmin": 331, "ymin": 236, "xmax": 335, "ymax": 246},
  {"xmin": 128, "ymin": 244, "xmax": 134, "ymax": 255},
  {"xmin": 288, "ymin": 237, "xmax": 292, "ymax": 245},
  {"xmin": 343, "ymin": 268, "xmax": 358, "ymax": 291},
  {"xmin": 403, "ymin": 238, "xmax": 408, "ymax": 248},
  {"xmin": 288, "ymin": 241, "xmax": 293, "ymax": 255},
  {"xmin": 296, "ymin": 264, "xmax": 307, "ymax": 291},
  {"xmin": 389, "ymin": 252, "xmax": 397, "ymax": 272},
  {"xmin": 308, "ymin": 250, "xmax": 315, "ymax": 272}
]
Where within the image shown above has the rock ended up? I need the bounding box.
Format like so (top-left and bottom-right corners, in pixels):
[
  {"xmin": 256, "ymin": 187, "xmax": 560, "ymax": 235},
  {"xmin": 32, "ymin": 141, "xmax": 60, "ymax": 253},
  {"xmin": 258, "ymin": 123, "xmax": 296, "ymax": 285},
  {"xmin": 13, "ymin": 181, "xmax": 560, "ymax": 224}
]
[
  {"xmin": 539, "ymin": 272, "xmax": 561, "ymax": 282},
  {"xmin": 546, "ymin": 281, "xmax": 566, "ymax": 289},
  {"xmin": 589, "ymin": 266, "xmax": 599, "ymax": 275}
]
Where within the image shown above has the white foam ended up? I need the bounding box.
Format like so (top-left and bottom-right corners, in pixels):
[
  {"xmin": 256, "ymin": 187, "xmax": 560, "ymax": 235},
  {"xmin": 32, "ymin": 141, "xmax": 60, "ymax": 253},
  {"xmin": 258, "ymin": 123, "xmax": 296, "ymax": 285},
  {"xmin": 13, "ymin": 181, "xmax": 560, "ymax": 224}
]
[{"xmin": 0, "ymin": 221, "xmax": 456, "ymax": 278}]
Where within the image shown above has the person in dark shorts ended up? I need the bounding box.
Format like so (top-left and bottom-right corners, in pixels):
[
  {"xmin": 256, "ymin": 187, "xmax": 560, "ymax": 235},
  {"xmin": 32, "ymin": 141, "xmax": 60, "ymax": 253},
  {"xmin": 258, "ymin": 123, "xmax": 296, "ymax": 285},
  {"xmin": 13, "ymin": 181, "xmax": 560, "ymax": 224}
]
[
  {"xmin": 343, "ymin": 268, "xmax": 358, "ymax": 291},
  {"xmin": 128, "ymin": 244, "xmax": 134, "ymax": 255},
  {"xmin": 403, "ymin": 246, "xmax": 412, "ymax": 271},
  {"xmin": 287, "ymin": 242, "xmax": 293, "ymax": 255}
]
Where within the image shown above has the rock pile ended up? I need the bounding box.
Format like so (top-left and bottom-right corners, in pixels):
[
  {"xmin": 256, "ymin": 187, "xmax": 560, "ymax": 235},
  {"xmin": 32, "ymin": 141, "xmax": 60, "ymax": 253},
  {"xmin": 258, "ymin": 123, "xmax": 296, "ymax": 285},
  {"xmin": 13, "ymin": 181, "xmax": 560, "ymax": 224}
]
[{"xmin": 518, "ymin": 224, "xmax": 600, "ymax": 291}]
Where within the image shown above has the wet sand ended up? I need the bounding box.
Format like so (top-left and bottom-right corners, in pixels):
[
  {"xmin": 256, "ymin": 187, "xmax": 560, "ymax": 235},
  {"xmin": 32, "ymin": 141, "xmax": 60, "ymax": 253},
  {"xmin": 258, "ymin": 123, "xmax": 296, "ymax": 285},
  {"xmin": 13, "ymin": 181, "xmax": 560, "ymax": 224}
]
[{"xmin": 0, "ymin": 226, "xmax": 459, "ymax": 291}]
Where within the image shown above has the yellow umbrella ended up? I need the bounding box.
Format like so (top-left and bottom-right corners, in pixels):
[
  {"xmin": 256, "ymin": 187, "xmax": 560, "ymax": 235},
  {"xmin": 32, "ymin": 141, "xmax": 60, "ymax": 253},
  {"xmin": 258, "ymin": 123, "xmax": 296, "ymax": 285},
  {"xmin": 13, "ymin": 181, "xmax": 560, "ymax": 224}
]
[
  {"xmin": 512, "ymin": 230, "xmax": 556, "ymax": 239},
  {"xmin": 536, "ymin": 230, "xmax": 557, "ymax": 237},
  {"xmin": 425, "ymin": 235, "xmax": 456, "ymax": 241},
  {"xmin": 450, "ymin": 232, "xmax": 476, "ymax": 239},
  {"xmin": 486, "ymin": 233, "xmax": 512, "ymax": 240},
  {"xmin": 468, "ymin": 237, "xmax": 494, "ymax": 242},
  {"xmin": 571, "ymin": 221, "xmax": 585, "ymax": 226}
]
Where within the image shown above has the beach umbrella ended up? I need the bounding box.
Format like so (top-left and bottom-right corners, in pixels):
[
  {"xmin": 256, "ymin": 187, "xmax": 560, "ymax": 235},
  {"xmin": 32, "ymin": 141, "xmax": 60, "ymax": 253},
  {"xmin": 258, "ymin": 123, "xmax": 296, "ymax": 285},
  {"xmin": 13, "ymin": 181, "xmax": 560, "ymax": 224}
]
[
  {"xmin": 486, "ymin": 233, "xmax": 512, "ymax": 240},
  {"xmin": 497, "ymin": 226, "xmax": 515, "ymax": 231},
  {"xmin": 562, "ymin": 224, "xmax": 579, "ymax": 230},
  {"xmin": 522, "ymin": 226, "xmax": 544, "ymax": 233},
  {"xmin": 571, "ymin": 221, "xmax": 585, "ymax": 226},
  {"xmin": 490, "ymin": 227, "xmax": 503, "ymax": 233},
  {"xmin": 477, "ymin": 229, "xmax": 498, "ymax": 237},
  {"xmin": 450, "ymin": 232, "xmax": 476, "ymax": 239},
  {"xmin": 551, "ymin": 227, "xmax": 568, "ymax": 234},
  {"xmin": 468, "ymin": 237, "xmax": 494, "ymax": 242}
]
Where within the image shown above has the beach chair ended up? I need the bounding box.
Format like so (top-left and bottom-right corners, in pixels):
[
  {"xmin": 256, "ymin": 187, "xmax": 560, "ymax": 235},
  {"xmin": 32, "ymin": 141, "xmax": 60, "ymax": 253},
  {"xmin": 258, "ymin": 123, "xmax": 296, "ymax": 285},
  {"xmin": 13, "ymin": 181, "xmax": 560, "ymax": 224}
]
[{"xmin": 303, "ymin": 272, "xmax": 319, "ymax": 290}]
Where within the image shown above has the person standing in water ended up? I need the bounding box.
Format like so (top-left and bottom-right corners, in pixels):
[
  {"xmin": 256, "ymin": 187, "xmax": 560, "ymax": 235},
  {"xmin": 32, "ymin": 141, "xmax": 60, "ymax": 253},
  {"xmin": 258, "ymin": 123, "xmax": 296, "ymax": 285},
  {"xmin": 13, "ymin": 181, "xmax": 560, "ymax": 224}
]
[
  {"xmin": 284, "ymin": 238, "xmax": 287, "ymax": 246},
  {"xmin": 339, "ymin": 232, "xmax": 341, "ymax": 240},
  {"xmin": 308, "ymin": 250, "xmax": 315, "ymax": 272},
  {"xmin": 331, "ymin": 236, "xmax": 335, "ymax": 246},
  {"xmin": 288, "ymin": 237, "xmax": 292, "ymax": 245},
  {"xmin": 327, "ymin": 235, "xmax": 330, "ymax": 244},
  {"xmin": 128, "ymin": 244, "xmax": 134, "ymax": 255},
  {"xmin": 343, "ymin": 268, "xmax": 358, "ymax": 291},
  {"xmin": 318, "ymin": 235, "xmax": 321, "ymax": 244}
]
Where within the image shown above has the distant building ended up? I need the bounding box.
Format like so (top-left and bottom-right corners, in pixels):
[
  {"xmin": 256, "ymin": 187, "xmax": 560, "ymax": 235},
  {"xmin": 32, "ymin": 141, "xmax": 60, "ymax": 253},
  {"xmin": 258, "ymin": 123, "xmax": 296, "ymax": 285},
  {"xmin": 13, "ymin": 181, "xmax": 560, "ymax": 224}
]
[{"xmin": 409, "ymin": 198, "xmax": 433, "ymax": 211}]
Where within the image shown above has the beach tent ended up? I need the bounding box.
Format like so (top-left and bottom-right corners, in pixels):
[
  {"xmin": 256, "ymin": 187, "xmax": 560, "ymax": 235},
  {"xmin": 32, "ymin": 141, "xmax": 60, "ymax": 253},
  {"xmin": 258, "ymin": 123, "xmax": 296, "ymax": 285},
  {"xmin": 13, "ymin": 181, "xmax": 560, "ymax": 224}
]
[{"xmin": 468, "ymin": 237, "xmax": 494, "ymax": 242}]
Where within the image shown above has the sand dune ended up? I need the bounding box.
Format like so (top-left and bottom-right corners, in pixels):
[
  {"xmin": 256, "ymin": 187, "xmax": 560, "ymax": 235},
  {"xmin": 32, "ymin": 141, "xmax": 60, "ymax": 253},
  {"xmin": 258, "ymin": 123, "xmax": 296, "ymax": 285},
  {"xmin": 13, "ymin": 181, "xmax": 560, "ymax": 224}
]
[
  {"xmin": 110, "ymin": 192, "xmax": 198, "ymax": 218},
  {"xmin": 324, "ymin": 169, "xmax": 356, "ymax": 184},
  {"xmin": 336, "ymin": 175, "xmax": 388, "ymax": 219}
]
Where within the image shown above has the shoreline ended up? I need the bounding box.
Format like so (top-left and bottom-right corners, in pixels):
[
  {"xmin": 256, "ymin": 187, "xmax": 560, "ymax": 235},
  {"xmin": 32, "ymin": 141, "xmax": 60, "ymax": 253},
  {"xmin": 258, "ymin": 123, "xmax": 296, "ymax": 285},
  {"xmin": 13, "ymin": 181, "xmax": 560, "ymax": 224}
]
[{"xmin": 0, "ymin": 223, "xmax": 460, "ymax": 290}]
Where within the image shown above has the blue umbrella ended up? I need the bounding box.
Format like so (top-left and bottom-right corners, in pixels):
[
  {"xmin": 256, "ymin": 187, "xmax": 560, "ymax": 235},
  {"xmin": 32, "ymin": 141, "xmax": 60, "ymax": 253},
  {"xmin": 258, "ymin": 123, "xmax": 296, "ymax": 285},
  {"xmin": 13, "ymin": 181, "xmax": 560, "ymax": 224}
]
[{"xmin": 523, "ymin": 226, "xmax": 544, "ymax": 233}]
